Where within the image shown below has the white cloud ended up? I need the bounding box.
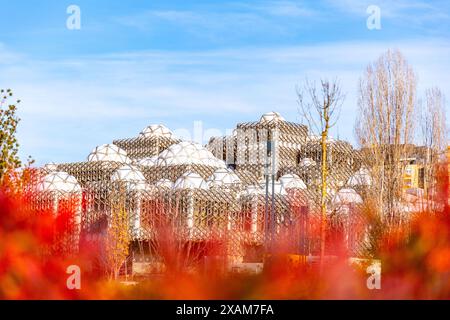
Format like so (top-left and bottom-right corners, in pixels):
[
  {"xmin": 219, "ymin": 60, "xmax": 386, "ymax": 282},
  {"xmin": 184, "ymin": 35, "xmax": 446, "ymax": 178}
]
[
  {"xmin": 243, "ymin": 1, "xmax": 318, "ymax": 17},
  {"xmin": 114, "ymin": 1, "xmax": 318, "ymax": 40},
  {"xmin": 327, "ymin": 0, "xmax": 450, "ymax": 23}
]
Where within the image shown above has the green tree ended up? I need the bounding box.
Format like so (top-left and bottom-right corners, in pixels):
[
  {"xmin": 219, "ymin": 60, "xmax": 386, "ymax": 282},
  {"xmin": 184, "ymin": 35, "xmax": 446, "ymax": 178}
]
[{"xmin": 105, "ymin": 185, "xmax": 130, "ymax": 280}]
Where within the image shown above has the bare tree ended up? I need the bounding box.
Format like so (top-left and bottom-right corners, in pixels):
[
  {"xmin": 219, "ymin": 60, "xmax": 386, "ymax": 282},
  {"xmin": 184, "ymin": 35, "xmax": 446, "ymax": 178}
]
[
  {"xmin": 420, "ymin": 87, "xmax": 447, "ymax": 205},
  {"xmin": 297, "ymin": 79, "xmax": 344, "ymax": 269},
  {"xmin": 355, "ymin": 50, "xmax": 417, "ymax": 225}
]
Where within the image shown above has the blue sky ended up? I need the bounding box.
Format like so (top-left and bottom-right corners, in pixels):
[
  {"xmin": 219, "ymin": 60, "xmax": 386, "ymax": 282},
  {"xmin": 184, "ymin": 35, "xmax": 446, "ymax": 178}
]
[{"xmin": 0, "ymin": 0, "xmax": 449, "ymax": 165}]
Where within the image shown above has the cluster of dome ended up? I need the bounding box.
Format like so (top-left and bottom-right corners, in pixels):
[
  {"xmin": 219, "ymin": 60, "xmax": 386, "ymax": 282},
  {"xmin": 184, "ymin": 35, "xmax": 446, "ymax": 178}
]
[
  {"xmin": 38, "ymin": 168, "xmax": 311, "ymax": 195},
  {"xmin": 84, "ymin": 123, "xmax": 226, "ymax": 169},
  {"xmin": 39, "ymin": 118, "xmax": 365, "ymax": 208},
  {"xmin": 41, "ymin": 131, "xmax": 231, "ymax": 194},
  {"xmin": 173, "ymin": 172, "xmax": 209, "ymax": 190},
  {"xmin": 111, "ymin": 164, "xmax": 146, "ymax": 183}
]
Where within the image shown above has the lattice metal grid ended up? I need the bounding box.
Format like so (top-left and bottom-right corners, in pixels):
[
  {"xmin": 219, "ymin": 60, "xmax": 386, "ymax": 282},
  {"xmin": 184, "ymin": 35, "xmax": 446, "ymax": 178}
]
[
  {"xmin": 26, "ymin": 114, "xmax": 375, "ymax": 265},
  {"xmin": 113, "ymin": 136, "xmax": 181, "ymax": 160}
]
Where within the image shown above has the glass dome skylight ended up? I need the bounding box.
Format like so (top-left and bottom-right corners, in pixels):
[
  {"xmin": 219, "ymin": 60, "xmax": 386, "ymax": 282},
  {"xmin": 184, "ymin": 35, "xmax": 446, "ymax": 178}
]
[
  {"xmin": 173, "ymin": 171, "xmax": 209, "ymax": 190},
  {"xmin": 279, "ymin": 174, "xmax": 307, "ymax": 189},
  {"xmin": 87, "ymin": 144, "xmax": 131, "ymax": 164},
  {"xmin": 156, "ymin": 141, "xmax": 226, "ymax": 168},
  {"xmin": 207, "ymin": 168, "xmax": 241, "ymax": 188},
  {"xmin": 139, "ymin": 124, "xmax": 174, "ymax": 139},
  {"xmin": 38, "ymin": 171, "xmax": 82, "ymax": 194},
  {"xmin": 111, "ymin": 164, "xmax": 146, "ymax": 183}
]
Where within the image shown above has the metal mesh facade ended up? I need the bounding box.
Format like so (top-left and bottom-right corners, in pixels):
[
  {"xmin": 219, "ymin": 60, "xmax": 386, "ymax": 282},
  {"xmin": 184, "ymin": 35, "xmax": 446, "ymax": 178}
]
[
  {"xmin": 27, "ymin": 115, "xmax": 372, "ymax": 266},
  {"xmin": 113, "ymin": 136, "xmax": 180, "ymax": 160}
]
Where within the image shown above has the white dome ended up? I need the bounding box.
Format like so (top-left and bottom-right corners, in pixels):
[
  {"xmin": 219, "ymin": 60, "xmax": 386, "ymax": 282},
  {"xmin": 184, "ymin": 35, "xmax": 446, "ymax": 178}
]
[
  {"xmin": 129, "ymin": 181, "xmax": 156, "ymax": 192},
  {"xmin": 207, "ymin": 168, "xmax": 241, "ymax": 188},
  {"xmin": 88, "ymin": 144, "xmax": 131, "ymax": 164},
  {"xmin": 332, "ymin": 188, "xmax": 363, "ymax": 206},
  {"xmin": 173, "ymin": 172, "xmax": 209, "ymax": 190},
  {"xmin": 111, "ymin": 165, "xmax": 146, "ymax": 183},
  {"xmin": 139, "ymin": 156, "xmax": 158, "ymax": 167},
  {"xmin": 140, "ymin": 124, "xmax": 174, "ymax": 139},
  {"xmin": 347, "ymin": 168, "xmax": 372, "ymax": 187},
  {"xmin": 155, "ymin": 179, "xmax": 174, "ymax": 189},
  {"xmin": 279, "ymin": 174, "xmax": 307, "ymax": 189},
  {"xmin": 43, "ymin": 162, "xmax": 58, "ymax": 172},
  {"xmin": 299, "ymin": 158, "xmax": 316, "ymax": 167},
  {"xmin": 156, "ymin": 141, "xmax": 226, "ymax": 168},
  {"xmin": 38, "ymin": 171, "xmax": 81, "ymax": 194},
  {"xmin": 260, "ymin": 111, "xmax": 285, "ymax": 124},
  {"xmin": 244, "ymin": 185, "xmax": 264, "ymax": 196}
]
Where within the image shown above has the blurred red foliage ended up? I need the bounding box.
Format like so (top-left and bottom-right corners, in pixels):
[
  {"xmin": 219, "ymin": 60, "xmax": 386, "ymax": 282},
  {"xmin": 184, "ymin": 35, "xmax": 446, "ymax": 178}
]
[{"xmin": 0, "ymin": 165, "xmax": 449, "ymax": 300}]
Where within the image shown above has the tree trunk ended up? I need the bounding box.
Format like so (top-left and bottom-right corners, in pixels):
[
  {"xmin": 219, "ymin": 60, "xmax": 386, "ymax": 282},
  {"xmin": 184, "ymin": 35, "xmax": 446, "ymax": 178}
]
[{"xmin": 320, "ymin": 125, "xmax": 329, "ymax": 272}]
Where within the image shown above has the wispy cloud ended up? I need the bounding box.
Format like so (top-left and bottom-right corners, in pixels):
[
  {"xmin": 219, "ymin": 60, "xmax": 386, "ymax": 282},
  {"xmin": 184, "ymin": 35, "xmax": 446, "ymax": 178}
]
[
  {"xmin": 239, "ymin": 1, "xmax": 318, "ymax": 17},
  {"xmin": 115, "ymin": 1, "xmax": 319, "ymax": 40},
  {"xmin": 328, "ymin": 0, "xmax": 450, "ymax": 23}
]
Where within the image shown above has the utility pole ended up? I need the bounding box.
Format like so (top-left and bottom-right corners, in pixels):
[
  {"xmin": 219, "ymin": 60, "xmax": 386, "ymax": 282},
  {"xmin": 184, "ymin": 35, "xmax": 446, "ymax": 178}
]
[
  {"xmin": 270, "ymin": 139, "xmax": 276, "ymax": 253},
  {"xmin": 264, "ymin": 139, "xmax": 271, "ymax": 255},
  {"xmin": 264, "ymin": 137, "xmax": 277, "ymax": 257}
]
